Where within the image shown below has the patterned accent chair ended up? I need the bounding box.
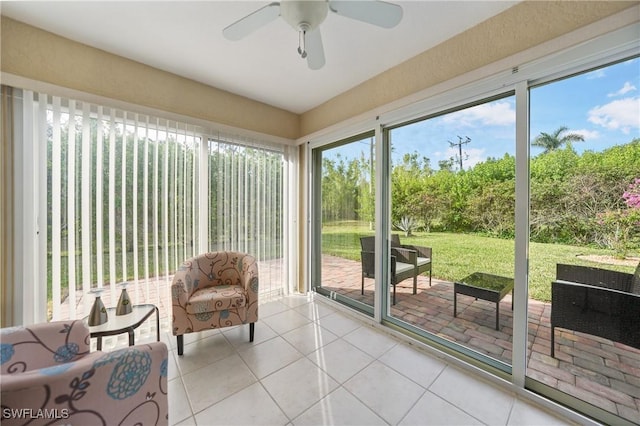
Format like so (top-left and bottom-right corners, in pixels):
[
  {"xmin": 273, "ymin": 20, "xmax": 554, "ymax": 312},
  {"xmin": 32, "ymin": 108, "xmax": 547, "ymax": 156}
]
[
  {"xmin": 0, "ymin": 320, "xmax": 168, "ymax": 426},
  {"xmin": 171, "ymin": 251, "xmax": 259, "ymax": 355}
]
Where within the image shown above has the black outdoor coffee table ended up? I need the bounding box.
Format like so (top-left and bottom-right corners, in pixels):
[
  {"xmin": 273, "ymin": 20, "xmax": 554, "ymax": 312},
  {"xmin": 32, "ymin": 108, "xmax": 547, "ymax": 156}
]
[{"xmin": 454, "ymin": 272, "xmax": 514, "ymax": 330}]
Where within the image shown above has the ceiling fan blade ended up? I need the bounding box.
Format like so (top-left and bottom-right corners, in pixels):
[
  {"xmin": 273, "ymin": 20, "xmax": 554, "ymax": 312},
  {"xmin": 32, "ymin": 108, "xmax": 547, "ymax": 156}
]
[
  {"xmin": 305, "ymin": 28, "xmax": 325, "ymax": 70},
  {"xmin": 329, "ymin": 0, "xmax": 402, "ymax": 28},
  {"xmin": 223, "ymin": 2, "xmax": 281, "ymax": 41}
]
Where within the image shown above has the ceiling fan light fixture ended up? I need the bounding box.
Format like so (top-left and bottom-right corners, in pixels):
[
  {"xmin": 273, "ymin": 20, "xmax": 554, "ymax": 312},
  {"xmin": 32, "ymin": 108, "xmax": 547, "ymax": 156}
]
[
  {"xmin": 280, "ymin": 0, "xmax": 329, "ymax": 32},
  {"xmin": 223, "ymin": 0, "xmax": 403, "ymax": 70}
]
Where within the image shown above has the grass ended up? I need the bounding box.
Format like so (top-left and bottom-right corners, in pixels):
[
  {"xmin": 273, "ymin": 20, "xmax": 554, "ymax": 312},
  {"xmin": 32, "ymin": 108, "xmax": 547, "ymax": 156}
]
[{"xmin": 322, "ymin": 221, "xmax": 637, "ymax": 302}]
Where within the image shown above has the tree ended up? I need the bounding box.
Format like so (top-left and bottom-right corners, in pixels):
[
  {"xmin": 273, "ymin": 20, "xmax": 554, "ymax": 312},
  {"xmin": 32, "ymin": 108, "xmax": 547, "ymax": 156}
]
[{"xmin": 532, "ymin": 126, "xmax": 584, "ymax": 153}]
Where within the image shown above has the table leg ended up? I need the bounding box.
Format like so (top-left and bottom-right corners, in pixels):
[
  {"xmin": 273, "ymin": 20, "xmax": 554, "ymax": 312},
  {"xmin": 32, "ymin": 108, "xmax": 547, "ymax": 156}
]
[
  {"xmin": 128, "ymin": 330, "xmax": 135, "ymax": 346},
  {"xmin": 453, "ymin": 290, "xmax": 457, "ymax": 317},
  {"xmin": 97, "ymin": 337, "xmax": 103, "ymax": 351},
  {"xmin": 154, "ymin": 306, "xmax": 160, "ymax": 342},
  {"xmin": 495, "ymin": 301, "xmax": 500, "ymax": 331}
]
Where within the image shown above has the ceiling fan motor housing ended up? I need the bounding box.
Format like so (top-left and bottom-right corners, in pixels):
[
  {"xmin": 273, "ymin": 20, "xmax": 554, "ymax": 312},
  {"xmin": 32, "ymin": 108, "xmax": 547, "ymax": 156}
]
[{"xmin": 281, "ymin": 0, "xmax": 329, "ymax": 32}]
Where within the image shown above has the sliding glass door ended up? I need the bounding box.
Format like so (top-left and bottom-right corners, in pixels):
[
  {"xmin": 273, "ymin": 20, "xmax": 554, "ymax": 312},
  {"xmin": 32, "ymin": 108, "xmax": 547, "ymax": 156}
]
[
  {"xmin": 311, "ymin": 132, "xmax": 376, "ymax": 315},
  {"xmin": 526, "ymin": 58, "xmax": 640, "ymax": 425},
  {"xmin": 385, "ymin": 94, "xmax": 516, "ymax": 369}
]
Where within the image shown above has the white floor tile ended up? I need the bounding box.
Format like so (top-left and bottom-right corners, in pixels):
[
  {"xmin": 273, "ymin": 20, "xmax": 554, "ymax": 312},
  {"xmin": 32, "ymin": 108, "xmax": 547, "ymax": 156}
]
[
  {"xmin": 168, "ymin": 378, "xmax": 192, "ymax": 426},
  {"xmin": 164, "ymin": 295, "xmax": 578, "ymax": 426},
  {"xmin": 174, "ymin": 333, "xmax": 236, "ymax": 375},
  {"xmin": 282, "ymin": 322, "xmax": 339, "ymax": 355},
  {"xmin": 238, "ymin": 336, "xmax": 303, "ymax": 379},
  {"xmin": 262, "ymin": 309, "xmax": 313, "ymax": 335},
  {"xmin": 181, "ymin": 353, "xmax": 257, "ymax": 413},
  {"xmin": 280, "ymin": 294, "xmax": 313, "ymax": 308},
  {"xmin": 429, "ymin": 365, "xmax": 514, "ymax": 425},
  {"xmin": 292, "ymin": 387, "xmax": 386, "ymax": 426},
  {"xmin": 166, "ymin": 349, "xmax": 180, "ymax": 381},
  {"xmin": 399, "ymin": 390, "xmax": 484, "ymax": 425},
  {"xmin": 508, "ymin": 398, "xmax": 574, "ymax": 425},
  {"xmin": 259, "ymin": 300, "xmax": 292, "ymax": 318},
  {"xmin": 194, "ymin": 382, "xmax": 289, "ymax": 426},
  {"xmin": 343, "ymin": 360, "xmax": 425, "ymax": 424},
  {"xmin": 222, "ymin": 321, "xmax": 278, "ymax": 348},
  {"xmin": 262, "ymin": 357, "xmax": 340, "ymax": 419},
  {"xmin": 173, "ymin": 416, "xmax": 196, "ymax": 426},
  {"xmin": 308, "ymin": 338, "xmax": 374, "ymax": 384},
  {"xmin": 378, "ymin": 343, "xmax": 447, "ymax": 389},
  {"xmin": 343, "ymin": 324, "xmax": 398, "ymax": 358},
  {"xmin": 293, "ymin": 301, "xmax": 337, "ymax": 321},
  {"xmin": 315, "ymin": 312, "xmax": 363, "ymax": 337}
]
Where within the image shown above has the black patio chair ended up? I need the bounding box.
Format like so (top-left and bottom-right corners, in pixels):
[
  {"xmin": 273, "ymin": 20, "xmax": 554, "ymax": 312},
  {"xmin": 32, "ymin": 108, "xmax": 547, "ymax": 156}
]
[
  {"xmin": 391, "ymin": 234, "xmax": 432, "ymax": 293},
  {"xmin": 550, "ymin": 261, "xmax": 640, "ymax": 357},
  {"xmin": 360, "ymin": 235, "xmax": 432, "ymax": 305}
]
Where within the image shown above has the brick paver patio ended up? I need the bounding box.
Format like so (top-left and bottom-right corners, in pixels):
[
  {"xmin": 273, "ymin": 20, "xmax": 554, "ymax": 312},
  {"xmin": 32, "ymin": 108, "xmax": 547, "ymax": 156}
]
[
  {"xmin": 59, "ymin": 255, "xmax": 640, "ymax": 423},
  {"xmin": 319, "ymin": 254, "xmax": 640, "ymax": 424}
]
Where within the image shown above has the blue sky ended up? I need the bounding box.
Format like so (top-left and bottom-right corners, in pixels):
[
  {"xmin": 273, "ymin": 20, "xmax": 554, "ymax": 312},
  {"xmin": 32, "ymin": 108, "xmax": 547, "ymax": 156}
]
[{"xmin": 328, "ymin": 58, "xmax": 639, "ymax": 170}]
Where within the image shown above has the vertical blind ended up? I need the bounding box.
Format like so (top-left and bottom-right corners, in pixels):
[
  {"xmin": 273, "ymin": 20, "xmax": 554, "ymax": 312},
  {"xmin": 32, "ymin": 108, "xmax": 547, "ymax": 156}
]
[
  {"xmin": 208, "ymin": 136, "xmax": 285, "ymax": 297},
  {"xmin": 15, "ymin": 89, "xmax": 288, "ymax": 322}
]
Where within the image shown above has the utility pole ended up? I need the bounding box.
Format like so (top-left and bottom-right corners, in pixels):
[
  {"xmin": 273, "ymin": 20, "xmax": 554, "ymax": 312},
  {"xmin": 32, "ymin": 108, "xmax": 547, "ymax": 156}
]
[{"xmin": 448, "ymin": 136, "xmax": 471, "ymax": 171}]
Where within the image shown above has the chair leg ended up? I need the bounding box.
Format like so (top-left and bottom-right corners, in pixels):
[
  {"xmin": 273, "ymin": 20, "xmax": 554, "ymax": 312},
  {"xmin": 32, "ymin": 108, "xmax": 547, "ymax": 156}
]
[
  {"xmin": 177, "ymin": 335, "xmax": 184, "ymax": 356},
  {"xmin": 361, "ymin": 276, "xmax": 364, "ymax": 295},
  {"xmin": 413, "ymin": 275, "xmax": 418, "ymax": 295},
  {"xmin": 392, "ymin": 283, "xmax": 396, "ymax": 305},
  {"xmin": 429, "ymin": 267, "xmax": 432, "ymax": 287},
  {"xmin": 250, "ymin": 322, "xmax": 255, "ymax": 342},
  {"xmin": 550, "ymin": 326, "xmax": 555, "ymax": 358}
]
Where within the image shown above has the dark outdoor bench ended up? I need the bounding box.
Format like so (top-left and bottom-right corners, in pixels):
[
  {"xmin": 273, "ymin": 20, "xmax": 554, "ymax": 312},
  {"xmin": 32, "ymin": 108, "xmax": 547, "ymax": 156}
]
[{"xmin": 550, "ymin": 262, "xmax": 640, "ymax": 357}]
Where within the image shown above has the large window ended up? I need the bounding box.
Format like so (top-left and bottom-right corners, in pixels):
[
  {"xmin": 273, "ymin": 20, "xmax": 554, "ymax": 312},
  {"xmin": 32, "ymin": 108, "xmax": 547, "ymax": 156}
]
[
  {"xmin": 308, "ymin": 26, "xmax": 639, "ymax": 425},
  {"xmin": 8, "ymin": 89, "xmax": 290, "ymax": 325},
  {"xmin": 526, "ymin": 58, "xmax": 640, "ymax": 424},
  {"xmin": 386, "ymin": 94, "xmax": 516, "ymax": 369}
]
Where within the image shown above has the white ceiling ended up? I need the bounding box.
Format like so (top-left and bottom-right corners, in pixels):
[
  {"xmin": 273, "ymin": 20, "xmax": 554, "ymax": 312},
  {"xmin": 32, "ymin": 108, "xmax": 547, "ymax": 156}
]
[{"xmin": 1, "ymin": 1, "xmax": 518, "ymax": 114}]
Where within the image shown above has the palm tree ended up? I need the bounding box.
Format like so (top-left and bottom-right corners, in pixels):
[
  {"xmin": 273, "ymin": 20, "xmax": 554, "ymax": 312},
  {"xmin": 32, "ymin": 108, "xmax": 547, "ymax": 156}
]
[{"xmin": 532, "ymin": 126, "xmax": 584, "ymax": 153}]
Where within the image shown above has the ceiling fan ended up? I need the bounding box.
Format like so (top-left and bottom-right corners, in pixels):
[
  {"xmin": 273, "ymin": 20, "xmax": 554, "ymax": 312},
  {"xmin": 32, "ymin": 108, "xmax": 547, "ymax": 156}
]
[{"xmin": 223, "ymin": 0, "xmax": 403, "ymax": 70}]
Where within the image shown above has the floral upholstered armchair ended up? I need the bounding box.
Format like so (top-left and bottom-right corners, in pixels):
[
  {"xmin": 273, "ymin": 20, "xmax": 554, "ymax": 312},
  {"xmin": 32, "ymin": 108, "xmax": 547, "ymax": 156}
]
[
  {"xmin": 172, "ymin": 251, "xmax": 259, "ymax": 355},
  {"xmin": 1, "ymin": 320, "xmax": 168, "ymax": 426}
]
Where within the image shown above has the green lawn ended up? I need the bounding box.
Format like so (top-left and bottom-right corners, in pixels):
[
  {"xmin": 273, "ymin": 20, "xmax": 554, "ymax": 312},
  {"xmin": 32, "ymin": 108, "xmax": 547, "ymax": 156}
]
[{"xmin": 321, "ymin": 221, "xmax": 637, "ymax": 302}]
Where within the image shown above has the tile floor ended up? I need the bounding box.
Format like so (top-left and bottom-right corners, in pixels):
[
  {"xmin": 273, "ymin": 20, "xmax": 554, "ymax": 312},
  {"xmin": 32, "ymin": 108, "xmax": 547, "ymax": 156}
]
[{"xmin": 155, "ymin": 294, "xmax": 579, "ymax": 426}]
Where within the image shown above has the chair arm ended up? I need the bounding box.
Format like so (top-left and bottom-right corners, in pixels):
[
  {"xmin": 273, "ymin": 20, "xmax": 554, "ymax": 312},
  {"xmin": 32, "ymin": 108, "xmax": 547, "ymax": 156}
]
[
  {"xmin": 0, "ymin": 321, "xmax": 90, "ymax": 374},
  {"xmin": 1, "ymin": 342, "xmax": 168, "ymax": 426},
  {"xmin": 171, "ymin": 259, "xmax": 197, "ymax": 307},
  {"xmin": 391, "ymin": 247, "xmax": 417, "ymax": 265},
  {"xmin": 401, "ymin": 244, "xmax": 432, "ymax": 260},
  {"xmin": 240, "ymin": 254, "xmax": 259, "ymax": 309}
]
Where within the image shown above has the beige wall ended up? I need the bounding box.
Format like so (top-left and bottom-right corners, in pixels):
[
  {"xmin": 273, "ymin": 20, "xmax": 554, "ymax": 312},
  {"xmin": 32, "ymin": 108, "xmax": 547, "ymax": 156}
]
[
  {"xmin": 299, "ymin": 1, "xmax": 637, "ymax": 136},
  {"xmin": 1, "ymin": 2, "xmax": 635, "ymax": 141},
  {"xmin": 0, "ymin": 16, "xmax": 300, "ymax": 140}
]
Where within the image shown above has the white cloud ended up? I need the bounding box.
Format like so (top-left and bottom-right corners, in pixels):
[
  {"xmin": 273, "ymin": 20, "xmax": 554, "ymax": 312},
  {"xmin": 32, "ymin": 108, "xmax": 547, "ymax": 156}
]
[
  {"xmin": 608, "ymin": 81, "xmax": 637, "ymax": 97},
  {"xmin": 588, "ymin": 97, "xmax": 640, "ymax": 134},
  {"xmin": 442, "ymin": 101, "xmax": 515, "ymax": 127},
  {"xmin": 586, "ymin": 69, "xmax": 606, "ymax": 79},
  {"xmin": 571, "ymin": 129, "xmax": 600, "ymax": 140}
]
